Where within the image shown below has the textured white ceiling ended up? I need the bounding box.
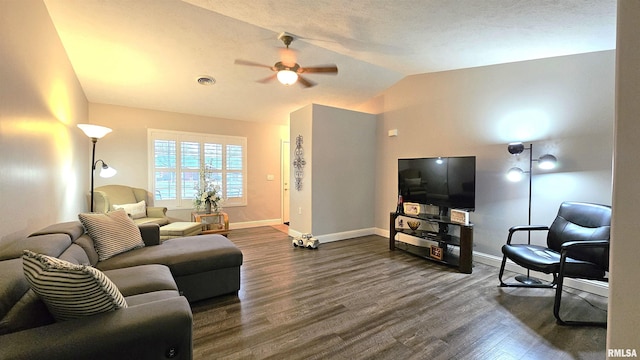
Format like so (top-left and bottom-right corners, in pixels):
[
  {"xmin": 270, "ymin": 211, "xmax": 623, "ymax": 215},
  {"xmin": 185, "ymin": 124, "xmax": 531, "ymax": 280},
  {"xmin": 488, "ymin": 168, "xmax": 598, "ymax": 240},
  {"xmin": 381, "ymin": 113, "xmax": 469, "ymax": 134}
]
[{"xmin": 43, "ymin": 0, "xmax": 616, "ymax": 125}]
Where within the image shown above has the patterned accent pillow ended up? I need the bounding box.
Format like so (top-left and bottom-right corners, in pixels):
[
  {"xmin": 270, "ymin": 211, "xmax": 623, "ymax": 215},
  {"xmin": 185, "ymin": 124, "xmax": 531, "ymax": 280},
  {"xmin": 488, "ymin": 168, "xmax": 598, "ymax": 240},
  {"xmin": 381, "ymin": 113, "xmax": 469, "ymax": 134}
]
[
  {"xmin": 112, "ymin": 200, "xmax": 146, "ymax": 219},
  {"xmin": 78, "ymin": 209, "xmax": 145, "ymax": 261},
  {"xmin": 22, "ymin": 250, "xmax": 127, "ymax": 322}
]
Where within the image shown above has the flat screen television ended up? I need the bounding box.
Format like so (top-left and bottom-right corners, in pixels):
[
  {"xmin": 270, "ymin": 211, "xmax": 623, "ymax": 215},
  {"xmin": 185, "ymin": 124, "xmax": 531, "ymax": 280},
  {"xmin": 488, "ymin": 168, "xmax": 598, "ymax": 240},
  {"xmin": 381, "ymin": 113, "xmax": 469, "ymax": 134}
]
[{"xmin": 398, "ymin": 156, "xmax": 476, "ymax": 212}]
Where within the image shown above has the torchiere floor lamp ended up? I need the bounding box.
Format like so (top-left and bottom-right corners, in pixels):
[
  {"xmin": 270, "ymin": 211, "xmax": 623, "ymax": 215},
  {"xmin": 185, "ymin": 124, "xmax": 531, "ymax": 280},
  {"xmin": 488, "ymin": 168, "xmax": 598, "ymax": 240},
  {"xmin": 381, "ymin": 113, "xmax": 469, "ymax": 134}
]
[
  {"xmin": 506, "ymin": 142, "xmax": 557, "ymax": 285},
  {"xmin": 78, "ymin": 124, "xmax": 117, "ymax": 212}
]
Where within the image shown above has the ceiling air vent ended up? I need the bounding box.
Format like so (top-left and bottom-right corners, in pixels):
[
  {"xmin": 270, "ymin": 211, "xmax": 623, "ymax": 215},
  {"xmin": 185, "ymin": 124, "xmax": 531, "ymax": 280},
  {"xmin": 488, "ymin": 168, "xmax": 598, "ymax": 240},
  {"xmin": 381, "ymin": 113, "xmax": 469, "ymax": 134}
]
[{"xmin": 197, "ymin": 76, "xmax": 215, "ymax": 86}]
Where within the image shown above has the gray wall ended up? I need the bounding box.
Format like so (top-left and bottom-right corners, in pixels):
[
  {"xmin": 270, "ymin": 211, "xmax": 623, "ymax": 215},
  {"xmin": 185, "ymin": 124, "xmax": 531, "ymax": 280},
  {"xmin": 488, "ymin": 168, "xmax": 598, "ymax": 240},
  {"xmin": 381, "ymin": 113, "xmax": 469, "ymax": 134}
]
[
  {"xmin": 0, "ymin": 0, "xmax": 89, "ymax": 246},
  {"xmin": 608, "ymin": 0, "xmax": 640, "ymax": 352},
  {"xmin": 375, "ymin": 51, "xmax": 615, "ymax": 257},
  {"xmin": 311, "ymin": 105, "xmax": 376, "ymax": 236},
  {"xmin": 290, "ymin": 104, "xmax": 376, "ymax": 239}
]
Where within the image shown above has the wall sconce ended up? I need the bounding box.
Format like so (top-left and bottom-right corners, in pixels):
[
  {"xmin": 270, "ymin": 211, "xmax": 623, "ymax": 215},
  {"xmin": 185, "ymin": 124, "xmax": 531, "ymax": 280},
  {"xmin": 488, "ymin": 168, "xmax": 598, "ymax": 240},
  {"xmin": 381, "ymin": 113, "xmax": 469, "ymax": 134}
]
[
  {"xmin": 78, "ymin": 124, "xmax": 117, "ymax": 212},
  {"xmin": 506, "ymin": 142, "xmax": 557, "ymax": 285}
]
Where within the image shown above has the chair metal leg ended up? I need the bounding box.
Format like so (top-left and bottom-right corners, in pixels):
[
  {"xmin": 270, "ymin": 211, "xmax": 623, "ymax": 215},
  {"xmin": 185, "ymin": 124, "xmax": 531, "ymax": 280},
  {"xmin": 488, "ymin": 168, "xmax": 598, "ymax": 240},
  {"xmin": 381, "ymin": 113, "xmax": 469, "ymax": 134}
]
[
  {"xmin": 553, "ymin": 272, "xmax": 607, "ymax": 327},
  {"xmin": 499, "ymin": 254, "xmax": 555, "ymax": 288}
]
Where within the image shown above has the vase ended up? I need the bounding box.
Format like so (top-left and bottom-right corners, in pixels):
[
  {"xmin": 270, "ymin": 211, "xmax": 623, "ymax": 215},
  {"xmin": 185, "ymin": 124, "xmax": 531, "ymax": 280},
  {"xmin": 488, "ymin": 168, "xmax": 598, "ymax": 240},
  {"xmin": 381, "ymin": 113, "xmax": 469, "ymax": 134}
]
[{"xmin": 205, "ymin": 201, "xmax": 212, "ymax": 214}]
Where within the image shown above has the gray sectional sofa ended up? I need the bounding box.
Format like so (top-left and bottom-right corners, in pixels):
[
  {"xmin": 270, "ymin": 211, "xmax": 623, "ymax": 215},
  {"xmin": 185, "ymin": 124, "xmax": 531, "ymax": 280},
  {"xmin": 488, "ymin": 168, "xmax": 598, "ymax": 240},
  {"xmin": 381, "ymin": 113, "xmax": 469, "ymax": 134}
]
[{"xmin": 0, "ymin": 221, "xmax": 243, "ymax": 360}]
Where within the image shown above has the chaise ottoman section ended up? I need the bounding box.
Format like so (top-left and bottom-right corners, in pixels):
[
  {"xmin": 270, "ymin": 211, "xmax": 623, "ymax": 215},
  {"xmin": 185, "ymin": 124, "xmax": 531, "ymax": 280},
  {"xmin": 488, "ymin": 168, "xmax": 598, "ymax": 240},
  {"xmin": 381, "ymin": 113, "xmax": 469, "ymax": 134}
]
[
  {"xmin": 96, "ymin": 234, "xmax": 243, "ymax": 302},
  {"xmin": 159, "ymin": 222, "xmax": 202, "ymax": 240}
]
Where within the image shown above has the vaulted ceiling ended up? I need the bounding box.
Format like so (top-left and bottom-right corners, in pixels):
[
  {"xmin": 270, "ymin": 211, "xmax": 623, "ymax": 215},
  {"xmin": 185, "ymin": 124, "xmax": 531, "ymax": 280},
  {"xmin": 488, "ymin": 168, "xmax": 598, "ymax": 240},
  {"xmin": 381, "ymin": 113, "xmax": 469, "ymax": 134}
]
[{"xmin": 43, "ymin": 0, "xmax": 616, "ymax": 125}]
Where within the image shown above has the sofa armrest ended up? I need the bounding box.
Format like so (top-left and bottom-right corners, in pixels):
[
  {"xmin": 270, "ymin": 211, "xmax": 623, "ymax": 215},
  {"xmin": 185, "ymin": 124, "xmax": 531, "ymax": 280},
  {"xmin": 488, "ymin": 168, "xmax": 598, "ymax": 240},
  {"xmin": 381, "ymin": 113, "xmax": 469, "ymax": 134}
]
[
  {"xmin": 1, "ymin": 296, "xmax": 192, "ymax": 360},
  {"xmin": 147, "ymin": 206, "xmax": 168, "ymax": 218},
  {"xmin": 138, "ymin": 223, "xmax": 161, "ymax": 246}
]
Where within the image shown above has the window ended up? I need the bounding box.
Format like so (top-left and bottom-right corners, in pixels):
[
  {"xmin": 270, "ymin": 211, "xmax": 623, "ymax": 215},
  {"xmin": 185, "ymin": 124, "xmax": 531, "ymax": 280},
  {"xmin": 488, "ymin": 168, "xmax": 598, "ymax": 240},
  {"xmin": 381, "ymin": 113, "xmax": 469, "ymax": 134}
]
[{"xmin": 148, "ymin": 129, "xmax": 247, "ymax": 209}]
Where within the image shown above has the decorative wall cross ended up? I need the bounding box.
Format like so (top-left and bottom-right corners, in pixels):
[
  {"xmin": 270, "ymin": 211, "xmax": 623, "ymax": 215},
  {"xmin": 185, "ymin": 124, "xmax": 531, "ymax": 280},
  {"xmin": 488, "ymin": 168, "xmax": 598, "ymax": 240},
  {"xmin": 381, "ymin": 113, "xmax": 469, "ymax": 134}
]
[{"xmin": 293, "ymin": 135, "xmax": 306, "ymax": 191}]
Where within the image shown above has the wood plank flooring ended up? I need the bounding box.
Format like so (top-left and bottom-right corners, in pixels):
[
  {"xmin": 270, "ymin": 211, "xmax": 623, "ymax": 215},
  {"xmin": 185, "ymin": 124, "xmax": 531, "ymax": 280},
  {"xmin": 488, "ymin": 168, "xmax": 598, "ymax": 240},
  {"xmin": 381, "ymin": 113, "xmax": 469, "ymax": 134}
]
[{"xmin": 191, "ymin": 227, "xmax": 607, "ymax": 359}]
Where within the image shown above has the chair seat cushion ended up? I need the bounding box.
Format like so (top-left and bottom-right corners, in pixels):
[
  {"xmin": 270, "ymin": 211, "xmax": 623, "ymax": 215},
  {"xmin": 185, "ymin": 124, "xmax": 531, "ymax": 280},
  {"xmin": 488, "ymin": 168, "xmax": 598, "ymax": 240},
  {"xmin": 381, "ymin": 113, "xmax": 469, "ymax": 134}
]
[{"xmin": 502, "ymin": 244, "xmax": 605, "ymax": 279}]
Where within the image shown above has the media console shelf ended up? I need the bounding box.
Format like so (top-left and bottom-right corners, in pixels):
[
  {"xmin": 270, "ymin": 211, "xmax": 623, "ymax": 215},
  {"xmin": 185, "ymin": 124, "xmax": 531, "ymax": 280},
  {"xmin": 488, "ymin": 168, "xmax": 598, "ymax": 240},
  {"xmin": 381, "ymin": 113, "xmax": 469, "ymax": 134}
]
[{"xmin": 389, "ymin": 212, "xmax": 473, "ymax": 274}]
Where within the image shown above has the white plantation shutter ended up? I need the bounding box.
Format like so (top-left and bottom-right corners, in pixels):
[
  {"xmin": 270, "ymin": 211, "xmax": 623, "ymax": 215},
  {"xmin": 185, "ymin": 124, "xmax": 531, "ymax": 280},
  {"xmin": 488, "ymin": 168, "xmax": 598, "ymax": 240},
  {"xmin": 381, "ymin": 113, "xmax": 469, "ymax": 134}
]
[{"xmin": 148, "ymin": 129, "xmax": 247, "ymax": 209}]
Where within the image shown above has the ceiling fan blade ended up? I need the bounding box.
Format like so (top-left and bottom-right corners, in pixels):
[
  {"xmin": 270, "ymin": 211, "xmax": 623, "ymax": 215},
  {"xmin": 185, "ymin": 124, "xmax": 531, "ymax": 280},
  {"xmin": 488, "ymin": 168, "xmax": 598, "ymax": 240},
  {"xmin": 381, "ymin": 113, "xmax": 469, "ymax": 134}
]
[
  {"xmin": 299, "ymin": 65, "xmax": 338, "ymax": 74},
  {"xmin": 234, "ymin": 59, "xmax": 274, "ymax": 70},
  {"xmin": 297, "ymin": 75, "xmax": 316, "ymax": 88},
  {"xmin": 256, "ymin": 74, "xmax": 278, "ymax": 84}
]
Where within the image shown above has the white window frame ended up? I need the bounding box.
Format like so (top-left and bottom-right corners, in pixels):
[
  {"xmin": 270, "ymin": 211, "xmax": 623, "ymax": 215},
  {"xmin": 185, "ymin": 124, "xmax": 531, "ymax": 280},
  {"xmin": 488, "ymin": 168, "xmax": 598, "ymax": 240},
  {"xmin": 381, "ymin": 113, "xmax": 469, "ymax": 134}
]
[{"xmin": 148, "ymin": 129, "xmax": 247, "ymax": 210}]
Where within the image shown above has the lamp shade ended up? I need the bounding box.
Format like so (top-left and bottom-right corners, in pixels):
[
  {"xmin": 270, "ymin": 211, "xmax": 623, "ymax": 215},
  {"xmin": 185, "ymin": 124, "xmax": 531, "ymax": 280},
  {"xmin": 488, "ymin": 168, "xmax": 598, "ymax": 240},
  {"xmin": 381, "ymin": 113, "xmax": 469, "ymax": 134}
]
[
  {"xmin": 538, "ymin": 154, "xmax": 557, "ymax": 170},
  {"xmin": 507, "ymin": 167, "xmax": 525, "ymax": 182},
  {"xmin": 507, "ymin": 142, "xmax": 525, "ymax": 155},
  {"xmin": 99, "ymin": 164, "xmax": 117, "ymax": 178},
  {"xmin": 277, "ymin": 70, "xmax": 298, "ymax": 85},
  {"xmin": 78, "ymin": 124, "xmax": 112, "ymax": 139}
]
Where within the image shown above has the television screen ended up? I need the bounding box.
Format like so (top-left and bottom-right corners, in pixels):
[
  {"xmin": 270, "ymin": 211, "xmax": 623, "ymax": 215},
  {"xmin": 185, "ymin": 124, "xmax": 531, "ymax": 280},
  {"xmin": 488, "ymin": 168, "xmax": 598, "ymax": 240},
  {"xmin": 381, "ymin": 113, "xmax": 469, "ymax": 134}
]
[{"xmin": 398, "ymin": 156, "xmax": 476, "ymax": 211}]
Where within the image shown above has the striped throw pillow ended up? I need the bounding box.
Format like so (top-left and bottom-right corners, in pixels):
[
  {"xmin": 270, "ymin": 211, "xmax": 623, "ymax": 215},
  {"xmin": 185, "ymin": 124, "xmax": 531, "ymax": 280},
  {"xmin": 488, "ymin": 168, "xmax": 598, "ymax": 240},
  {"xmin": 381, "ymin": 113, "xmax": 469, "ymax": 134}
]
[
  {"xmin": 22, "ymin": 250, "xmax": 127, "ymax": 322},
  {"xmin": 78, "ymin": 209, "xmax": 145, "ymax": 261}
]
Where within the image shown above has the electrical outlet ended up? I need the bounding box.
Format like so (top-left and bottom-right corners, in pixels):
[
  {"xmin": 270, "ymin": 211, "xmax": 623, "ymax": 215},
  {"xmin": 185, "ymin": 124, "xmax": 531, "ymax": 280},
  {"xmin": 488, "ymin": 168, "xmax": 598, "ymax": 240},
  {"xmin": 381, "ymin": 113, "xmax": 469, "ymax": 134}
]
[{"xmin": 298, "ymin": 207, "xmax": 302, "ymax": 215}]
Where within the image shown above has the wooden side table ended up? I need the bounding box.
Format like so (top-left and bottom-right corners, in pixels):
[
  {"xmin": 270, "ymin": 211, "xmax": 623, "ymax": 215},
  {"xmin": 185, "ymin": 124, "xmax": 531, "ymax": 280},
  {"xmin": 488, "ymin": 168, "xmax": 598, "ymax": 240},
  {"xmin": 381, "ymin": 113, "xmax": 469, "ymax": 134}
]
[{"xmin": 191, "ymin": 211, "xmax": 230, "ymax": 236}]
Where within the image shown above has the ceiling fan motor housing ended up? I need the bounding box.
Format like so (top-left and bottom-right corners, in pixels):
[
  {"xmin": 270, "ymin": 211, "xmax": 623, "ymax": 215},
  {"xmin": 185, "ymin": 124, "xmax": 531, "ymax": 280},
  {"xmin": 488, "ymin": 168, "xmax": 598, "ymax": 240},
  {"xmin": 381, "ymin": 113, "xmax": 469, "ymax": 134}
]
[{"xmin": 274, "ymin": 61, "xmax": 300, "ymax": 72}]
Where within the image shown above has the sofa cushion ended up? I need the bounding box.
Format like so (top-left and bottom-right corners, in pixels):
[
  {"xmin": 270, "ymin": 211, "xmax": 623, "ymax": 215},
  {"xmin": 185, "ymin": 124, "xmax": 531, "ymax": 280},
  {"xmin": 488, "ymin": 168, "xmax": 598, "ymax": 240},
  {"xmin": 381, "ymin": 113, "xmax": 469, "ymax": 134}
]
[
  {"xmin": 0, "ymin": 258, "xmax": 32, "ymax": 333},
  {"xmin": 78, "ymin": 209, "xmax": 145, "ymax": 261},
  {"xmin": 29, "ymin": 221, "xmax": 85, "ymax": 242},
  {"xmin": 0, "ymin": 234, "xmax": 72, "ymax": 261},
  {"xmin": 124, "ymin": 290, "xmax": 182, "ymax": 307},
  {"xmin": 96, "ymin": 234, "xmax": 243, "ymax": 276},
  {"xmin": 58, "ymin": 243, "xmax": 92, "ymax": 266},
  {"xmin": 74, "ymin": 234, "xmax": 100, "ymax": 266},
  {"xmin": 112, "ymin": 200, "xmax": 147, "ymax": 219},
  {"xmin": 103, "ymin": 265, "xmax": 178, "ymax": 297},
  {"xmin": 22, "ymin": 250, "xmax": 127, "ymax": 322}
]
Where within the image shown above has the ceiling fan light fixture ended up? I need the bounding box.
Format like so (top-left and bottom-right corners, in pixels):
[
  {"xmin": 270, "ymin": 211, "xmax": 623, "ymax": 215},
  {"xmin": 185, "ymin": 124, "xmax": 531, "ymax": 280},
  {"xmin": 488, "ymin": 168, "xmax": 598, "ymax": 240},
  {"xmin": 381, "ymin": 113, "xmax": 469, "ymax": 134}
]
[{"xmin": 277, "ymin": 69, "xmax": 298, "ymax": 85}]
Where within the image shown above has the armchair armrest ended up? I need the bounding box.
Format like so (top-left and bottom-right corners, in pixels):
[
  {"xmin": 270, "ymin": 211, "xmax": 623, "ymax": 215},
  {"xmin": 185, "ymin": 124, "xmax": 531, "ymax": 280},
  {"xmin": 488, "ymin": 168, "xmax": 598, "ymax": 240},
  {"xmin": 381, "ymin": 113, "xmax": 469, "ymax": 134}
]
[
  {"xmin": 138, "ymin": 223, "xmax": 161, "ymax": 246},
  {"xmin": 558, "ymin": 239, "xmax": 610, "ymax": 280},
  {"xmin": 506, "ymin": 225, "xmax": 549, "ymax": 244},
  {"xmin": 92, "ymin": 190, "xmax": 110, "ymax": 213},
  {"xmin": 1, "ymin": 296, "xmax": 192, "ymax": 360},
  {"xmin": 146, "ymin": 206, "xmax": 168, "ymax": 218},
  {"xmin": 561, "ymin": 239, "xmax": 610, "ymax": 251}
]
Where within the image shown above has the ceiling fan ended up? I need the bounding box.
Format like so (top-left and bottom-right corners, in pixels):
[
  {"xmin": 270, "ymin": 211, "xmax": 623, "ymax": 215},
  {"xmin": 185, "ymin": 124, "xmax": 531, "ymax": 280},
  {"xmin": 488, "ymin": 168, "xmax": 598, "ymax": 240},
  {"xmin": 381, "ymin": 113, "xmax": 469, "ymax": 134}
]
[{"xmin": 234, "ymin": 33, "xmax": 338, "ymax": 88}]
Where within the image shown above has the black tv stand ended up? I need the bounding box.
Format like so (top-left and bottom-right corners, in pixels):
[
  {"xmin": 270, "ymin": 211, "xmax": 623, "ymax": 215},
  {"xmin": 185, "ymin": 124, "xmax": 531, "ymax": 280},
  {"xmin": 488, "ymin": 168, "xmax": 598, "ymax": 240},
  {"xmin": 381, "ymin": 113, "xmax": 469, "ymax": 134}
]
[{"xmin": 389, "ymin": 212, "xmax": 473, "ymax": 274}]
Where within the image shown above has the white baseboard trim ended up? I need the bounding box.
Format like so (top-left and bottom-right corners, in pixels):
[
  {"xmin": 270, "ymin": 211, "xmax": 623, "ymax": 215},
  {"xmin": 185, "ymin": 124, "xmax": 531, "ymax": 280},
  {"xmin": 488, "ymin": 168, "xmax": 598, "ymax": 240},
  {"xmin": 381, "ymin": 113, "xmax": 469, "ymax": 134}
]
[
  {"xmin": 376, "ymin": 227, "xmax": 608, "ymax": 297},
  {"xmin": 316, "ymin": 228, "xmax": 377, "ymax": 243},
  {"xmin": 288, "ymin": 227, "xmax": 377, "ymax": 243},
  {"xmin": 230, "ymin": 218, "xmax": 282, "ymax": 230}
]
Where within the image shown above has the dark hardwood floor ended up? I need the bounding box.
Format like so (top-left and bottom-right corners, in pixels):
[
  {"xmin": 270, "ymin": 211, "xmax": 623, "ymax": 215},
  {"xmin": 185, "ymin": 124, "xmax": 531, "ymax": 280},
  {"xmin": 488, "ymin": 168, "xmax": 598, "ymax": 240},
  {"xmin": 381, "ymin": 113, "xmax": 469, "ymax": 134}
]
[{"xmin": 191, "ymin": 226, "xmax": 607, "ymax": 359}]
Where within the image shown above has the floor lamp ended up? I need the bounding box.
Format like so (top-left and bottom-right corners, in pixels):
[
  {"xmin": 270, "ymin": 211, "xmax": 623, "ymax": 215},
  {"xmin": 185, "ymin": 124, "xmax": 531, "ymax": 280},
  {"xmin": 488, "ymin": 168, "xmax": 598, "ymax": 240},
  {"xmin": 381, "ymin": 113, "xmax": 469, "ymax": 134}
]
[
  {"xmin": 506, "ymin": 142, "xmax": 557, "ymax": 285},
  {"xmin": 78, "ymin": 124, "xmax": 117, "ymax": 212}
]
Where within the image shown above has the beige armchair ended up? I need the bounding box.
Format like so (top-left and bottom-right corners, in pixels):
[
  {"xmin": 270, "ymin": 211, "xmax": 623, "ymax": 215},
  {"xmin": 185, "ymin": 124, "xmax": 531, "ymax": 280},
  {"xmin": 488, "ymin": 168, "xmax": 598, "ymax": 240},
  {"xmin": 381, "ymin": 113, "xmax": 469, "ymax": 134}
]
[{"xmin": 91, "ymin": 185, "xmax": 169, "ymax": 226}]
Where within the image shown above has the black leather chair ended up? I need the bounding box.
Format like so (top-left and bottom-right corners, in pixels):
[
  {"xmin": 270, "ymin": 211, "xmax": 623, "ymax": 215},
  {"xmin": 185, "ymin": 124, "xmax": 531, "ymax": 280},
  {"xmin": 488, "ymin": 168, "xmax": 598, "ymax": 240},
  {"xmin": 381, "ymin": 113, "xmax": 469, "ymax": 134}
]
[{"xmin": 498, "ymin": 201, "xmax": 611, "ymax": 326}]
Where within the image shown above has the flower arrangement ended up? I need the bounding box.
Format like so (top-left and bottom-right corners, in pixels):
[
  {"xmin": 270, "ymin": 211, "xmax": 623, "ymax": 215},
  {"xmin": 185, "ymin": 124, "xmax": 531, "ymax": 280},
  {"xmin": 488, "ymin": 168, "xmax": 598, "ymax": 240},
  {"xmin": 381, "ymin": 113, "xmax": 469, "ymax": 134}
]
[
  {"xmin": 194, "ymin": 185, "xmax": 222, "ymax": 213},
  {"xmin": 193, "ymin": 164, "xmax": 223, "ymax": 213}
]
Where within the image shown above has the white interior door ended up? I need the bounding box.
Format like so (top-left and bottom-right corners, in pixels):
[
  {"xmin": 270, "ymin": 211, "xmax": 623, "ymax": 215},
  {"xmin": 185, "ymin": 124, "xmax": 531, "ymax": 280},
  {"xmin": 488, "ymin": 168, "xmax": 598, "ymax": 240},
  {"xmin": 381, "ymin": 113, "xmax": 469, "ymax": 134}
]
[{"xmin": 282, "ymin": 140, "xmax": 290, "ymax": 224}]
